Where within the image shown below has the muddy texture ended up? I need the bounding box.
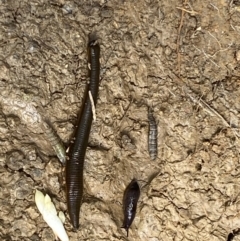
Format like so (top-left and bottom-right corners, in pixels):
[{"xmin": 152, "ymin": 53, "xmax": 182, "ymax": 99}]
[{"xmin": 0, "ymin": 0, "xmax": 240, "ymax": 240}]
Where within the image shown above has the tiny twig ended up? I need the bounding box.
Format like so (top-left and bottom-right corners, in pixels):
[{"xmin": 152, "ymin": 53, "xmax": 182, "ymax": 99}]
[
  {"xmin": 207, "ymin": 31, "xmax": 222, "ymax": 48},
  {"xmin": 176, "ymin": 7, "xmax": 198, "ymax": 15},
  {"xmin": 193, "ymin": 45, "xmax": 220, "ymax": 68},
  {"xmin": 168, "ymin": 74, "xmax": 240, "ymax": 139},
  {"xmin": 176, "ymin": 0, "xmax": 189, "ymax": 75},
  {"xmin": 209, "ymin": 3, "xmax": 220, "ymax": 13},
  {"xmin": 201, "ymin": 49, "xmax": 220, "ymax": 67},
  {"xmin": 186, "ymin": 92, "xmax": 240, "ymax": 138},
  {"xmin": 89, "ymin": 91, "xmax": 96, "ymax": 121},
  {"xmin": 187, "ymin": 93, "xmax": 229, "ymax": 125}
]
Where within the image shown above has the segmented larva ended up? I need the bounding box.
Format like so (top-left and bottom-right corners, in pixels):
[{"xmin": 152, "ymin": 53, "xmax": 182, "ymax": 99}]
[
  {"xmin": 121, "ymin": 179, "xmax": 140, "ymax": 237},
  {"xmin": 148, "ymin": 107, "xmax": 158, "ymax": 160},
  {"xmin": 66, "ymin": 39, "xmax": 100, "ymax": 229},
  {"xmin": 41, "ymin": 121, "xmax": 66, "ymax": 165}
]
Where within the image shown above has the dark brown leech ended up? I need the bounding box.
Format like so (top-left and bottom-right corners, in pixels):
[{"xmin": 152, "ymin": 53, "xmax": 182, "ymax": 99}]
[
  {"xmin": 66, "ymin": 40, "xmax": 100, "ymax": 229},
  {"xmin": 226, "ymin": 228, "xmax": 240, "ymax": 241},
  {"xmin": 227, "ymin": 233, "xmax": 234, "ymax": 241},
  {"xmin": 148, "ymin": 107, "xmax": 158, "ymax": 160},
  {"xmin": 121, "ymin": 178, "xmax": 140, "ymax": 237}
]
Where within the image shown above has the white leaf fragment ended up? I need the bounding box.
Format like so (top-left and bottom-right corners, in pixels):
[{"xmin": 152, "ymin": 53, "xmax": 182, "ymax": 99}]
[
  {"xmin": 58, "ymin": 211, "xmax": 66, "ymax": 224},
  {"xmin": 35, "ymin": 190, "xmax": 45, "ymax": 214},
  {"xmin": 35, "ymin": 190, "xmax": 69, "ymax": 241}
]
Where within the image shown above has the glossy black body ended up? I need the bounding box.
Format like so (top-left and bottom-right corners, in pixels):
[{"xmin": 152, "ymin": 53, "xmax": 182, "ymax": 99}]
[
  {"xmin": 148, "ymin": 107, "xmax": 158, "ymax": 160},
  {"xmin": 121, "ymin": 179, "xmax": 140, "ymax": 237},
  {"xmin": 66, "ymin": 40, "xmax": 100, "ymax": 229},
  {"xmin": 227, "ymin": 233, "xmax": 234, "ymax": 241}
]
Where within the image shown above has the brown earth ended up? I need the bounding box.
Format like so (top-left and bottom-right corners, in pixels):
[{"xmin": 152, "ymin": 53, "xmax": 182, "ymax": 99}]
[{"xmin": 1, "ymin": 0, "xmax": 240, "ymax": 240}]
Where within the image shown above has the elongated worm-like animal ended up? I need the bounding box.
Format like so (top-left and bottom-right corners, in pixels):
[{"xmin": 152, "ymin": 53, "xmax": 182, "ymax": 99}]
[
  {"xmin": 121, "ymin": 179, "xmax": 140, "ymax": 237},
  {"xmin": 148, "ymin": 107, "xmax": 158, "ymax": 160},
  {"xmin": 66, "ymin": 39, "xmax": 100, "ymax": 229}
]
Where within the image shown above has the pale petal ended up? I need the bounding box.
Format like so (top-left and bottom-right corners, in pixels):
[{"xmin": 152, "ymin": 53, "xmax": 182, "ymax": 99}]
[
  {"xmin": 35, "ymin": 190, "xmax": 69, "ymax": 241},
  {"xmin": 35, "ymin": 190, "xmax": 45, "ymax": 214},
  {"xmin": 42, "ymin": 210, "xmax": 69, "ymax": 241},
  {"xmin": 58, "ymin": 211, "xmax": 66, "ymax": 224},
  {"xmin": 44, "ymin": 195, "xmax": 57, "ymax": 216},
  {"xmin": 44, "ymin": 194, "xmax": 51, "ymax": 203}
]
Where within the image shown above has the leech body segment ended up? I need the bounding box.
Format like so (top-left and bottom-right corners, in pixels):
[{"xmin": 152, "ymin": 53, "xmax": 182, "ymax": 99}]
[{"xmin": 66, "ymin": 40, "xmax": 100, "ymax": 229}]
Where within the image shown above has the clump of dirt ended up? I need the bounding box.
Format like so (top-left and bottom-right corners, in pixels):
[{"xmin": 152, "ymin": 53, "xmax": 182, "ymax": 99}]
[{"xmin": 0, "ymin": 0, "xmax": 240, "ymax": 240}]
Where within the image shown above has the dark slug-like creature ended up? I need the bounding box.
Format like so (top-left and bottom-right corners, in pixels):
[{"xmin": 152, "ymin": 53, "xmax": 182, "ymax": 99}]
[
  {"xmin": 227, "ymin": 233, "xmax": 234, "ymax": 241},
  {"xmin": 148, "ymin": 107, "xmax": 158, "ymax": 160},
  {"xmin": 66, "ymin": 39, "xmax": 100, "ymax": 229},
  {"xmin": 121, "ymin": 178, "xmax": 140, "ymax": 237},
  {"xmin": 226, "ymin": 228, "xmax": 240, "ymax": 241}
]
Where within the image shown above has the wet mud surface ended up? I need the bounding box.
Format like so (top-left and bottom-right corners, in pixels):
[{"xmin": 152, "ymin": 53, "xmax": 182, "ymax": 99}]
[{"xmin": 1, "ymin": 0, "xmax": 240, "ymax": 240}]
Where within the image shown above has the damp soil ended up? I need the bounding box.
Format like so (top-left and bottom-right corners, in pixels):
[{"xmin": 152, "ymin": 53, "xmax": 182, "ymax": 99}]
[{"xmin": 1, "ymin": 0, "xmax": 240, "ymax": 240}]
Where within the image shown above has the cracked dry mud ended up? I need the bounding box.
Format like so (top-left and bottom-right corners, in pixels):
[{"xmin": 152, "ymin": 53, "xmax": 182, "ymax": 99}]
[{"xmin": 1, "ymin": 0, "xmax": 240, "ymax": 240}]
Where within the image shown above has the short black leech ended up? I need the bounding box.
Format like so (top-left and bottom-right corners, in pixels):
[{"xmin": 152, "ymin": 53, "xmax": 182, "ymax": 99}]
[{"xmin": 121, "ymin": 179, "xmax": 140, "ymax": 236}]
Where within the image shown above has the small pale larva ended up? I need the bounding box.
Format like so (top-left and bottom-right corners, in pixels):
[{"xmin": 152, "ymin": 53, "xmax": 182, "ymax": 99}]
[{"xmin": 40, "ymin": 120, "xmax": 66, "ymax": 165}]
